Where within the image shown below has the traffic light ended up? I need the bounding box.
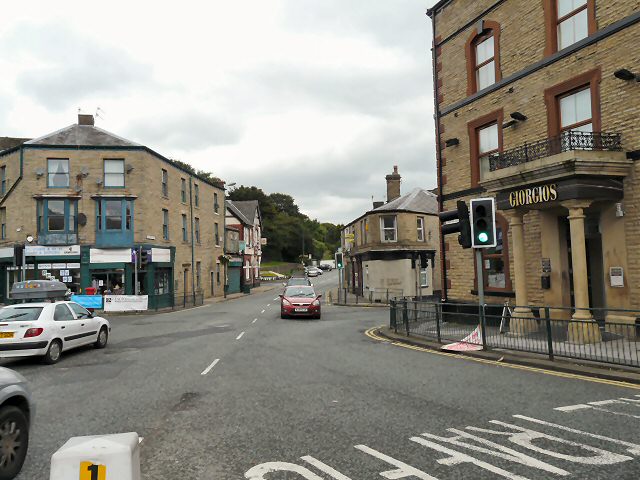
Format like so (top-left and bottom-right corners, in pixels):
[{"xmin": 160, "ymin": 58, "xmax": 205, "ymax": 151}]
[
  {"xmin": 470, "ymin": 198, "xmax": 497, "ymax": 248},
  {"xmin": 439, "ymin": 200, "xmax": 472, "ymax": 249},
  {"xmin": 140, "ymin": 248, "xmax": 149, "ymax": 267},
  {"xmin": 335, "ymin": 252, "xmax": 344, "ymax": 269}
]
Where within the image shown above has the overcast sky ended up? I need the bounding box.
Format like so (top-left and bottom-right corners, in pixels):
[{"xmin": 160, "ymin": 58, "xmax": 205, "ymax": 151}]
[{"xmin": 0, "ymin": 0, "xmax": 437, "ymax": 224}]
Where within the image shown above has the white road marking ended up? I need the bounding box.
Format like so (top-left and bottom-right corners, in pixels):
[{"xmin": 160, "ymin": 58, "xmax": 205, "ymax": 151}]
[
  {"xmin": 252, "ymin": 318, "xmax": 258, "ymax": 324},
  {"xmin": 589, "ymin": 399, "xmax": 624, "ymax": 406},
  {"xmin": 555, "ymin": 404, "xmax": 591, "ymax": 412},
  {"xmin": 514, "ymin": 415, "xmax": 640, "ymax": 455},
  {"xmin": 200, "ymin": 358, "xmax": 220, "ymax": 376},
  {"xmin": 236, "ymin": 331, "xmax": 245, "ymax": 340},
  {"xmin": 245, "ymin": 462, "xmax": 323, "ymax": 479},
  {"xmin": 620, "ymin": 397, "xmax": 640, "ymax": 405},
  {"xmin": 354, "ymin": 445, "xmax": 438, "ymax": 480},
  {"xmin": 301, "ymin": 456, "xmax": 352, "ymax": 479},
  {"xmin": 261, "ymin": 309, "xmax": 266, "ymax": 314},
  {"xmin": 267, "ymin": 304, "xmax": 271, "ymax": 307}
]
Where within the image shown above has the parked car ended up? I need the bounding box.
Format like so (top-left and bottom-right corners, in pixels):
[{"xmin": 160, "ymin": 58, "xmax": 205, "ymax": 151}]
[
  {"xmin": 319, "ymin": 264, "xmax": 333, "ymax": 271},
  {"xmin": 285, "ymin": 277, "xmax": 312, "ymax": 287},
  {"xmin": 280, "ymin": 286, "xmax": 322, "ymax": 319},
  {"xmin": 0, "ymin": 367, "xmax": 33, "ymax": 479},
  {"xmin": 0, "ymin": 301, "xmax": 111, "ymax": 364},
  {"xmin": 305, "ymin": 267, "xmax": 323, "ymax": 277}
]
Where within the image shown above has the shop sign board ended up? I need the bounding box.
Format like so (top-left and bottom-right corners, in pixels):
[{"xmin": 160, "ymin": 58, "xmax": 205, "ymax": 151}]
[
  {"xmin": 508, "ymin": 184, "xmax": 558, "ymax": 208},
  {"xmin": 151, "ymin": 248, "xmax": 171, "ymax": 263},
  {"xmin": 25, "ymin": 245, "xmax": 80, "ymax": 257},
  {"xmin": 104, "ymin": 295, "xmax": 149, "ymax": 312},
  {"xmin": 0, "ymin": 247, "xmax": 13, "ymax": 259},
  {"xmin": 90, "ymin": 248, "xmax": 132, "ymax": 264}
]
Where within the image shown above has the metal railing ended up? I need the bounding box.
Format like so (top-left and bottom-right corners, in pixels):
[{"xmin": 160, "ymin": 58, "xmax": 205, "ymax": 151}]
[
  {"xmin": 337, "ymin": 288, "xmax": 403, "ymax": 305},
  {"xmin": 390, "ymin": 299, "xmax": 640, "ymax": 368},
  {"xmin": 489, "ymin": 131, "xmax": 623, "ymax": 171}
]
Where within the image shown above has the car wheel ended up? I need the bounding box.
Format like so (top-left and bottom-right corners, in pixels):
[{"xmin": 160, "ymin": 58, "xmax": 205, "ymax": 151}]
[
  {"xmin": 42, "ymin": 340, "xmax": 62, "ymax": 365},
  {"xmin": 280, "ymin": 311, "xmax": 287, "ymax": 319},
  {"xmin": 0, "ymin": 405, "xmax": 29, "ymax": 480},
  {"xmin": 94, "ymin": 327, "xmax": 108, "ymax": 349}
]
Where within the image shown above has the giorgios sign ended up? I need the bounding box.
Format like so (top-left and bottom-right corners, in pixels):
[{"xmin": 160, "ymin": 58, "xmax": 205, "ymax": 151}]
[{"xmin": 508, "ymin": 184, "xmax": 558, "ymax": 208}]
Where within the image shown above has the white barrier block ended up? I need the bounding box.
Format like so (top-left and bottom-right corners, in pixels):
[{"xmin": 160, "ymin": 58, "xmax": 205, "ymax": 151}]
[{"xmin": 50, "ymin": 432, "xmax": 141, "ymax": 480}]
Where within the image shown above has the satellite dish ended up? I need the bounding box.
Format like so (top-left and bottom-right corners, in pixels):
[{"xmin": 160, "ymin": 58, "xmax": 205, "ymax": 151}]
[
  {"xmin": 35, "ymin": 168, "xmax": 45, "ymax": 177},
  {"xmin": 80, "ymin": 166, "xmax": 90, "ymax": 176},
  {"xmin": 126, "ymin": 164, "xmax": 134, "ymax": 173},
  {"xmin": 74, "ymin": 185, "xmax": 82, "ymax": 193},
  {"xmin": 95, "ymin": 178, "xmax": 103, "ymax": 185},
  {"xmin": 78, "ymin": 213, "xmax": 87, "ymax": 226}
]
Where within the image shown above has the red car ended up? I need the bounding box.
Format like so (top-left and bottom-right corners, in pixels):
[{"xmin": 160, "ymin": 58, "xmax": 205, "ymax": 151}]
[{"xmin": 280, "ymin": 286, "xmax": 322, "ymax": 319}]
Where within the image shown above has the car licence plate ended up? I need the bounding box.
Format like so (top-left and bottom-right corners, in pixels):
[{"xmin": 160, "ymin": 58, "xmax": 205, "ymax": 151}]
[
  {"xmin": 295, "ymin": 308, "xmax": 308, "ymax": 312},
  {"xmin": 0, "ymin": 332, "xmax": 14, "ymax": 339}
]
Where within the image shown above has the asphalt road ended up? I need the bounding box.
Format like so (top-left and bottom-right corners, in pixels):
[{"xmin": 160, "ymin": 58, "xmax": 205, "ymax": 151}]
[{"xmin": 4, "ymin": 270, "xmax": 640, "ymax": 479}]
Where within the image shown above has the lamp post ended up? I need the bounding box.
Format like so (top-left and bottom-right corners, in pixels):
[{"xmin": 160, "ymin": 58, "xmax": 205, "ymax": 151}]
[{"xmin": 23, "ymin": 235, "xmax": 34, "ymax": 282}]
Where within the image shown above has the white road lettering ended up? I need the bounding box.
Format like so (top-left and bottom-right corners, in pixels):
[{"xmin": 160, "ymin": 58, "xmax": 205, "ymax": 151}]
[
  {"xmin": 301, "ymin": 456, "xmax": 353, "ymax": 479},
  {"xmin": 236, "ymin": 331, "xmax": 245, "ymax": 340},
  {"xmin": 267, "ymin": 304, "xmax": 271, "ymax": 307},
  {"xmin": 355, "ymin": 444, "xmax": 439, "ymax": 479},
  {"xmin": 200, "ymin": 358, "xmax": 220, "ymax": 376},
  {"xmin": 417, "ymin": 429, "xmax": 568, "ymax": 476},
  {"xmin": 245, "ymin": 462, "xmax": 324, "ymax": 479},
  {"xmin": 466, "ymin": 421, "xmax": 632, "ymax": 465},
  {"xmin": 409, "ymin": 436, "xmax": 530, "ymax": 480},
  {"xmin": 513, "ymin": 415, "xmax": 640, "ymax": 456},
  {"xmin": 261, "ymin": 309, "xmax": 266, "ymax": 314}
]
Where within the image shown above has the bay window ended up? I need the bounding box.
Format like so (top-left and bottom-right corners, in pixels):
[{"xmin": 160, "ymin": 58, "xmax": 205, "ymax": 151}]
[{"xmin": 36, "ymin": 198, "xmax": 78, "ymax": 244}]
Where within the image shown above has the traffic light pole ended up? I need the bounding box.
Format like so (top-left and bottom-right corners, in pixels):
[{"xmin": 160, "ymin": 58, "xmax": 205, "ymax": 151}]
[{"xmin": 475, "ymin": 248, "xmax": 487, "ymax": 350}]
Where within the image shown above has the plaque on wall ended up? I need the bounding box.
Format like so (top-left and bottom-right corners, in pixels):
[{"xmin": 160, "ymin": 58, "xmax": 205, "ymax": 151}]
[{"xmin": 610, "ymin": 267, "xmax": 624, "ymax": 287}]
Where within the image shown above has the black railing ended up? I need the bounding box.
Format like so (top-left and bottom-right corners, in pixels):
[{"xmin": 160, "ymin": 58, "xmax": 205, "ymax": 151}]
[
  {"xmin": 390, "ymin": 299, "xmax": 640, "ymax": 368},
  {"xmin": 489, "ymin": 131, "xmax": 623, "ymax": 171}
]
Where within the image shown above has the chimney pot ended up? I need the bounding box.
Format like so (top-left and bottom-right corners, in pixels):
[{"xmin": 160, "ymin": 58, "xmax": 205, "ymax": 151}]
[{"xmin": 78, "ymin": 114, "xmax": 94, "ymax": 126}]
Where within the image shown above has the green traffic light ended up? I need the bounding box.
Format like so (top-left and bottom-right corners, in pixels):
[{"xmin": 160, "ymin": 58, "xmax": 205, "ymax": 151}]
[{"xmin": 478, "ymin": 232, "xmax": 489, "ymax": 243}]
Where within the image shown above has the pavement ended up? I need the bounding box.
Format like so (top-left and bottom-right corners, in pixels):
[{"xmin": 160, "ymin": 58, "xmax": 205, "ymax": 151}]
[{"xmin": 3, "ymin": 270, "xmax": 640, "ymax": 479}]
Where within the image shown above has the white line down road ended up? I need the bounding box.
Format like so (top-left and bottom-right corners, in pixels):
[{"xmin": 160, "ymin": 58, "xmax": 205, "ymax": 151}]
[
  {"xmin": 200, "ymin": 359, "xmax": 220, "ymax": 376},
  {"xmin": 236, "ymin": 331, "xmax": 245, "ymax": 340}
]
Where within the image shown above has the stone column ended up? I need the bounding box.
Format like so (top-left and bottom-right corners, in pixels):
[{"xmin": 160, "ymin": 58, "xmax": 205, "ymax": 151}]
[
  {"xmin": 563, "ymin": 201, "xmax": 601, "ymax": 343},
  {"xmin": 508, "ymin": 211, "xmax": 535, "ymax": 334}
]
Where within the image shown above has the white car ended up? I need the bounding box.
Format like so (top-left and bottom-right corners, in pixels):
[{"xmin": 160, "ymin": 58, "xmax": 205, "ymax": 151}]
[{"xmin": 0, "ymin": 302, "xmax": 111, "ymax": 364}]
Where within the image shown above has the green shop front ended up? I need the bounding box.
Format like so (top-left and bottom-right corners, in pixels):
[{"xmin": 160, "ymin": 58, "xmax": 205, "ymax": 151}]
[{"xmin": 80, "ymin": 245, "xmax": 176, "ymax": 309}]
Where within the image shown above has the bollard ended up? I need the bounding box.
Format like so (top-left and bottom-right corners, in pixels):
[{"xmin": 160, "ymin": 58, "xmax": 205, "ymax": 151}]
[{"xmin": 50, "ymin": 432, "xmax": 141, "ymax": 480}]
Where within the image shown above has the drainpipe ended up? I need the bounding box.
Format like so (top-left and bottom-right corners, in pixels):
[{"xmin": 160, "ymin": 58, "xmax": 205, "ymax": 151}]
[
  {"xmin": 189, "ymin": 177, "xmax": 196, "ymax": 305},
  {"xmin": 428, "ymin": 11, "xmax": 448, "ymax": 302},
  {"xmin": 0, "ymin": 146, "xmax": 24, "ymax": 208}
]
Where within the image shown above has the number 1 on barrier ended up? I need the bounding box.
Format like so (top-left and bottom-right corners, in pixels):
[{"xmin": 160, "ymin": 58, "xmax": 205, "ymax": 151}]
[{"xmin": 80, "ymin": 461, "xmax": 106, "ymax": 480}]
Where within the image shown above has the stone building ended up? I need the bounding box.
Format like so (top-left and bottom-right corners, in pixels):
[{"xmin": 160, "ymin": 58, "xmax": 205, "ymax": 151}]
[
  {"xmin": 427, "ymin": 0, "xmax": 640, "ymax": 337},
  {"xmin": 342, "ymin": 167, "xmax": 441, "ymax": 300},
  {"xmin": 0, "ymin": 114, "xmax": 226, "ymax": 306},
  {"xmin": 225, "ymin": 200, "xmax": 263, "ymax": 291}
]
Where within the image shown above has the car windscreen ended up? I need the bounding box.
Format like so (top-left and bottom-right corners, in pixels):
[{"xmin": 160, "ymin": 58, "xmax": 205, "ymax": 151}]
[
  {"xmin": 284, "ymin": 287, "xmax": 316, "ymax": 298},
  {"xmin": 0, "ymin": 306, "xmax": 44, "ymax": 322}
]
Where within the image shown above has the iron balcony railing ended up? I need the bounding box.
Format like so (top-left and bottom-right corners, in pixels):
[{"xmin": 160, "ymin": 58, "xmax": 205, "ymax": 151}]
[{"xmin": 489, "ymin": 131, "xmax": 623, "ymax": 171}]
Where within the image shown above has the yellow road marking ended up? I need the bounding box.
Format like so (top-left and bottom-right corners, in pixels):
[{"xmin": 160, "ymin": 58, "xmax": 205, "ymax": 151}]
[{"xmin": 365, "ymin": 327, "xmax": 640, "ymax": 391}]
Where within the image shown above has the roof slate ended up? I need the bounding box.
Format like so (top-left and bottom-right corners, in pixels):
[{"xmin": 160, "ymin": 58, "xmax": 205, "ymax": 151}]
[
  {"xmin": 26, "ymin": 124, "xmax": 140, "ymax": 147},
  {"xmin": 373, "ymin": 187, "xmax": 438, "ymax": 214}
]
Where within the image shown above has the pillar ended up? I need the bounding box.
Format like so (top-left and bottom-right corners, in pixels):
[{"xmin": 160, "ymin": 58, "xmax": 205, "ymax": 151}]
[
  {"xmin": 508, "ymin": 211, "xmax": 536, "ymax": 334},
  {"xmin": 563, "ymin": 201, "xmax": 601, "ymax": 343}
]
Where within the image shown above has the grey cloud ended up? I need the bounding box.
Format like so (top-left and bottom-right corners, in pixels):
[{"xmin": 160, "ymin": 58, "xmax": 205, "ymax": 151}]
[
  {"xmin": 125, "ymin": 111, "xmax": 242, "ymax": 151},
  {"xmin": 4, "ymin": 24, "xmax": 153, "ymax": 110}
]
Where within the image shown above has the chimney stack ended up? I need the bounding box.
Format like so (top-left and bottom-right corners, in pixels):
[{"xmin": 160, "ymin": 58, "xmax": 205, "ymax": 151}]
[
  {"xmin": 385, "ymin": 165, "xmax": 401, "ymax": 202},
  {"xmin": 78, "ymin": 114, "xmax": 94, "ymax": 126}
]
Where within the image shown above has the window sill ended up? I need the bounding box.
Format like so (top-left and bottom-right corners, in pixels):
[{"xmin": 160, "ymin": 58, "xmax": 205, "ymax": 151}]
[
  {"xmin": 162, "ymin": 195, "xmax": 170, "ymax": 200},
  {"xmin": 470, "ymin": 289, "xmax": 515, "ymax": 298}
]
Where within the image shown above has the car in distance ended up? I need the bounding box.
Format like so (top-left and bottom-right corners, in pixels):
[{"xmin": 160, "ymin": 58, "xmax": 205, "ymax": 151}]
[
  {"xmin": 285, "ymin": 276, "xmax": 312, "ymax": 287},
  {"xmin": 305, "ymin": 266, "xmax": 323, "ymax": 277},
  {"xmin": 0, "ymin": 367, "xmax": 33, "ymax": 479},
  {"xmin": 280, "ymin": 286, "xmax": 322, "ymax": 319},
  {"xmin": 0, "ymin": 302, "xmax": 111, "ymax": 365},
  {"xmin": 319, "ymin": 264, "xmax": 333, "ymax": 271}
]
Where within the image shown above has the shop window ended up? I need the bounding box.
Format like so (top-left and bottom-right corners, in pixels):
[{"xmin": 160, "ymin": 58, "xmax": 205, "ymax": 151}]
[
  {"xmin": 468, "ymin": 110, "xmax": 503, "ymax": 186},
  {"xmin": 162, "ymin": 209, "xmax": 169, "ymax": 240},
  {"xmin": 181, "ymin": 178, "xmax": 187, "ymax": 203},
  {"xmin": 417, "ymin": 217, "xmax": 425, "ymax": 242},
  {"xmin": 477, "ymin": 214, "xmax": 512, "ymax": 292},
  {"xmin": 195, "ymin": 217, "xmax": 200, "ymax": 243},
  {"xmin": 47, "ymin": 159, "xmax": 69, "ymax": 188},
  {"xmin": 162, "ymin": 169, "xmax": 168, "ymax": 197},
  {"xmin": 380, "ymin": 215, "xmax": 397, "ymax": 242},
  {"xmin": 182, "ymin": 214, "xmax": 188, "ymax": 242},
  {"xmin": 194, "ymin": 184, "xmax": 199, "ymax": 207},
  {"xmin": 214, "ymin": 193, "xmax": 219, "ymax": 213},
  {"xmin": 544, "ymin": 0, "xmax": 596, "ymax": 55},
  {"xmin": 154, "ymin": 269, "xmax": 171, "ymax": 295},
  {"xmin": 36, "ymin": 198, "xmax": 78, "ymax": 245},
  {"xmin": 465, "ymin": 20, "xmax": 501, "ymax": 96},
  {"xmin": 0, "ymin": 166, "xmax": 5, "ymax": 195},
  {"xmin": 95, "ymin": 198, "xmax": 134, "ymax": 247},
  {"xmin": 104, "ymin": 159, "xmax": 125, "ymax": 188}
]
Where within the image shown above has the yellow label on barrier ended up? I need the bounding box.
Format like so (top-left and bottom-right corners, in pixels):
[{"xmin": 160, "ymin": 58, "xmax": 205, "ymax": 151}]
[{"xmin": 80, "ymin": 461, "xmax": 106, "ymax": 480}]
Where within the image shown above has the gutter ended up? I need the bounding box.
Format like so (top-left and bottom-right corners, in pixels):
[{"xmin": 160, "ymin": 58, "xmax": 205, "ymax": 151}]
[{"xmin": 428, "ymin": 13, "xmax": 449, "ymax": 302}]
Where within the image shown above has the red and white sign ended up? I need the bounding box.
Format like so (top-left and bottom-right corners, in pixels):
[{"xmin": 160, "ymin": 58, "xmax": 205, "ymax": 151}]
[{"xmin": 441, "ymin": 326, "xmax": 483, "ymax": 352}]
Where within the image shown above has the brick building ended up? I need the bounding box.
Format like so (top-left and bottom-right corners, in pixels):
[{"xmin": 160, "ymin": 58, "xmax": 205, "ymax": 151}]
[
  {"xmin": 0, "ymin": 114, "xmax": 226, "ymax": 306},
  {"xmin": 341, "ymin": 167, "xmax": 441, "ymax": 300},
  {"xmin": 225, "ymin": 200, "xmax": 263, "ymax": 291},
  {"xmin": 428, "ymin": 0, "xmax": 640, "ymax": 338}
]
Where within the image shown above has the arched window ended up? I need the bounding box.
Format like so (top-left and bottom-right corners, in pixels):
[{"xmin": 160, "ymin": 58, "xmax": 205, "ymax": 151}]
[
  {"xmin": 465, "ymin": 20, "xmax": 502, "ymax": 96},
  {"xmin": 475, "ymin": 213, "xmax": 512, "ymax": 292}
]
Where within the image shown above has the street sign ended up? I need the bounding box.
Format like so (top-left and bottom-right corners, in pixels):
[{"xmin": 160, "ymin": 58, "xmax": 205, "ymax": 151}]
[{"xmin": 344, "ymin": 233, "xmax": 355, "ymax": 240}]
